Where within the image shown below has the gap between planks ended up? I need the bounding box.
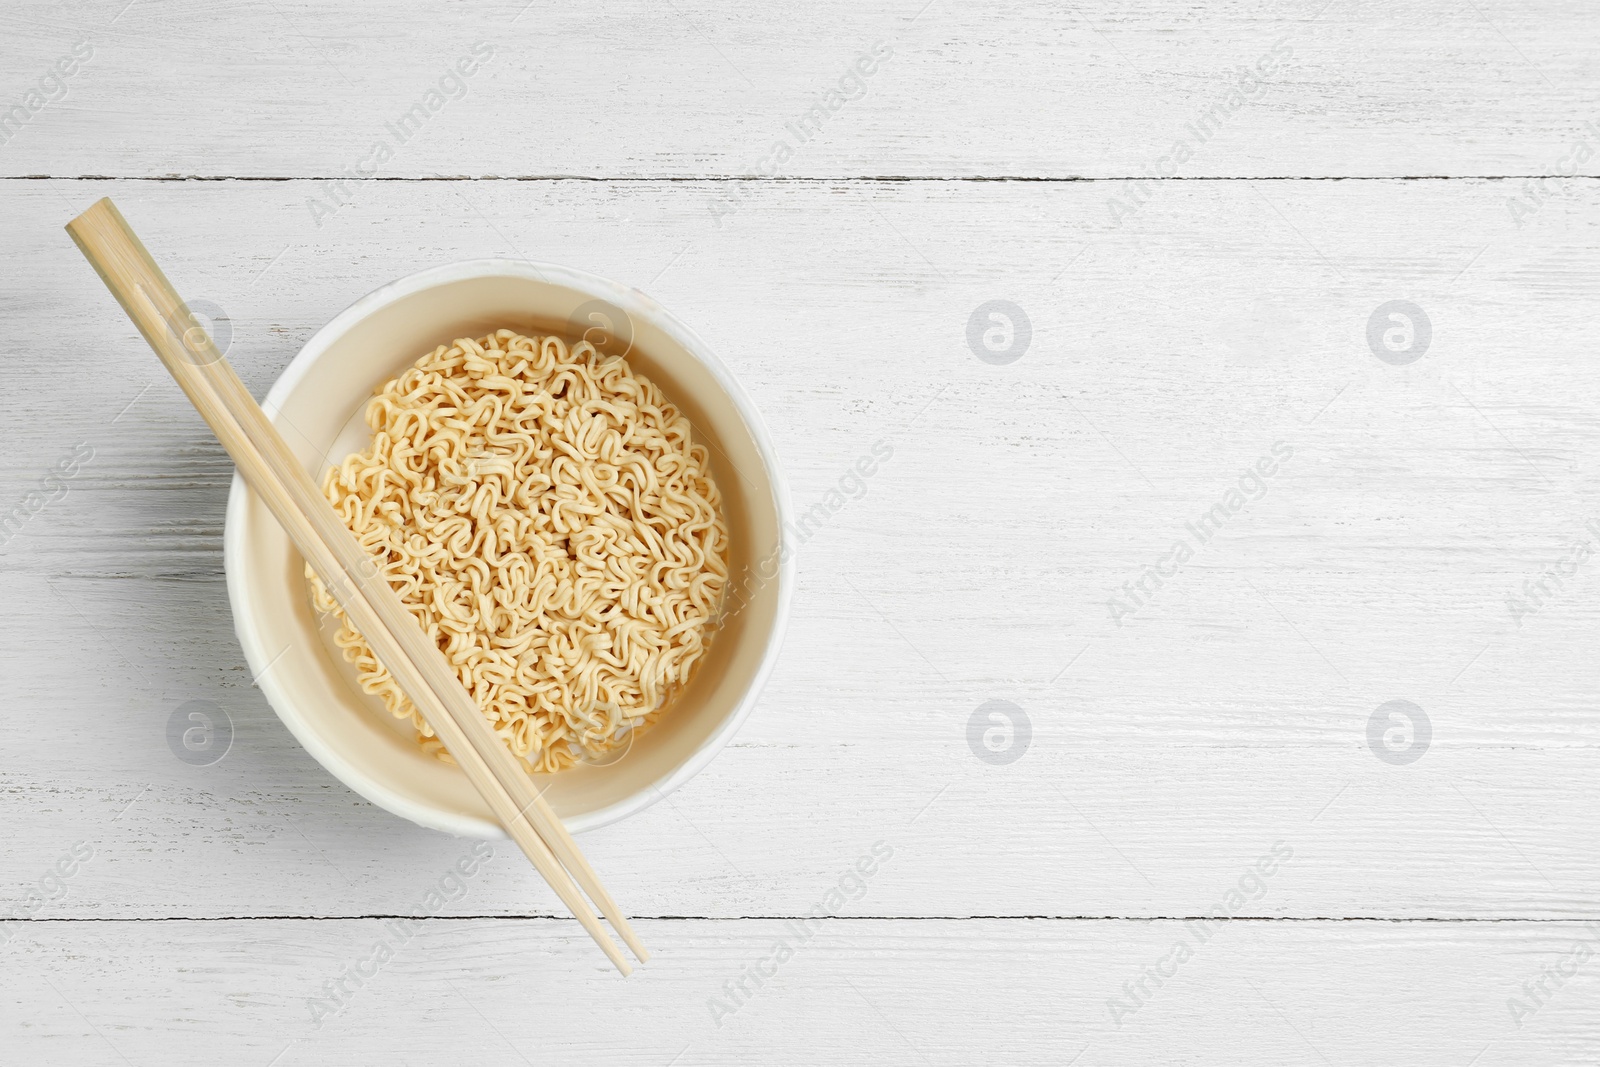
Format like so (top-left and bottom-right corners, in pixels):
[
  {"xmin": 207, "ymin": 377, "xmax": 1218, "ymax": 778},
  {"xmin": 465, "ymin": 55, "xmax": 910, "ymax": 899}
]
[
  {"xmin": 4, "ymin": 174, "xmax": 1600, "ymax": 183},
  {"xmin": 10, "ymin": 915, "xmax": 1599, "ymax": 924}
]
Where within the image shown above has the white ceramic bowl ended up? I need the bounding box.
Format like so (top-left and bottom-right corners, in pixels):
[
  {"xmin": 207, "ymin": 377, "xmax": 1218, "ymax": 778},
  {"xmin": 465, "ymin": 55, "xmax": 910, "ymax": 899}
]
[{"xmin": 224, "ymin": 260, "xmax": 792, "ymax": 836}]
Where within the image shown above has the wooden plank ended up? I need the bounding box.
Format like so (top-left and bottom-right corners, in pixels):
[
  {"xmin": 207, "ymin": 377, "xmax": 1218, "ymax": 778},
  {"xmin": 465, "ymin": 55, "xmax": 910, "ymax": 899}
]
[
  {"xmin": 0, "ymin": 1, "xmax": 1593, "ymax": 180},
  {"xmin": 1, "ymin": 176, "xmax": 1597, "ymax": 918},
  {"xmin": 2, "ymin": 726, "xmax": 1598, "ymax": 920},
  {"xmin": 2, "ymin": 918, "xmax": 1596, "ymax": 1065}
]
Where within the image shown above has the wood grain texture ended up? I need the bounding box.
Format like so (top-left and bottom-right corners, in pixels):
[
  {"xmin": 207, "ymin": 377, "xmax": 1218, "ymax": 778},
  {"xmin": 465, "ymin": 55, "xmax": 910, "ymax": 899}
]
[
  {"xmin": 4, "ymin": 919, "xmax": 1599, "ymax": 1066},
  {"xmin": 1, "ymin": 177, "xmax": 1596, "ymax": 929},
  {"xmin": 3, "ymin": 0, "xmax": 1598, "ymax": 1059},
  {"xmin": 0, "ymin": 1, "xmax": 1595, "ymax": 180}
]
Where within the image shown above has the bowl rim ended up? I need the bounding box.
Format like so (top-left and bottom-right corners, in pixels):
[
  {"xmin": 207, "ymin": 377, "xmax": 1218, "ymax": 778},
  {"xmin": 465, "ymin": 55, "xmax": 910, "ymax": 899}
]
[{"xmin": 223, "ymin": 257, "xmax": 794, "ymax": 836}]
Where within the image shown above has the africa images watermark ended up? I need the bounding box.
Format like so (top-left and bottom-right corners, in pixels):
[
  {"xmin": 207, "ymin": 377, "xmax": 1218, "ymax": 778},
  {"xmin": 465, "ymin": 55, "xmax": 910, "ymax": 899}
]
[
  {"xmin": 1366, "ymin": 300, "xmax": 1431, "ymax": 366},
  {"xmin": 307, "ymin": 841, "xmax": 496, "ymax": 1028},
  {"xmin": 1106, "ymin": 441, "xmax": 1294, "ymax": 625},
  {"xmin": 967, "ymin": 300, "xmax": 1031, "ymax": 365},
  {"xmin": 305, "ymin": 42, "xmax": 496, "ymax": 227},
  {"xmin": 0, "ymin": 442, "xmax": 95, "ymax": 549},
  {"xmin": 0, "ymin": 842, "xmax": 95, "ymax": 947},
  {"xmin": 1506, "ymin": 923, "xmax": 1600, "ymax": 1030},
  {"xmin": 719, "ymin": 440, "xmax": 894, "ymax": 622},
  {"xmin": 167, "ymin": 699, "xmax": 234, "ymax": 767},
  {"xmin": 0, "ymin": 38, "xmax": 95, "ymax": 149},
  {"xmin": 706, "ymin": 840, "xmax": 895, "ymax": 1028},
  {"xmin": 708, "ymin": 40, "xmax": 894, "ymax": 228},
  {"xmin": 1107, "ymin": 840, "xmax": 1294, "ymax": 1028},
  {"xmin": 1106, "ymin": 39, "xmax": 1294, "ymax": 227},
  {"xmin": 1505, "ymin": 518, "xmax": 1600, "ymax": 628},
  {"xmin": 967, "ymin": 699, "xmax": 1031, "ymax": 766},
  {"xmin": 1503, "ymin": 120, "xmax": 1600, "ymax": 230},
  {"xmin": 1367, "ymin": 700, "xmax": 1430, "ymax": 766}
]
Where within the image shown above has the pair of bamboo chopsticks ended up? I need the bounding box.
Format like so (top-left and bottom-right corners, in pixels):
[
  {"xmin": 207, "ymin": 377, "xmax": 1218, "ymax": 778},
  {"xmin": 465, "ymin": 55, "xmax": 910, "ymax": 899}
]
[{"xmin": 67, "ymin": 198, "xmax": 646, "ymax": 975}]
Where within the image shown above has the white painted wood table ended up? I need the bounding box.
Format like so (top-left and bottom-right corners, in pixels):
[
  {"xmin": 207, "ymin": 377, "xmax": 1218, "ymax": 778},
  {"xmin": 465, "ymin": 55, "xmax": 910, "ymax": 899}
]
[{"xmin": 3, "ymin": 1, "xmax": 1598, "ymax": 1063}]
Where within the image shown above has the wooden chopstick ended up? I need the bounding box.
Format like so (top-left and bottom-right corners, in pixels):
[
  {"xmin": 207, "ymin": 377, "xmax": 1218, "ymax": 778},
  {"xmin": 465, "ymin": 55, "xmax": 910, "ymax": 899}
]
[{"xmin": 67, "ymin": 197, "xmax": 647, "ymax": 974}]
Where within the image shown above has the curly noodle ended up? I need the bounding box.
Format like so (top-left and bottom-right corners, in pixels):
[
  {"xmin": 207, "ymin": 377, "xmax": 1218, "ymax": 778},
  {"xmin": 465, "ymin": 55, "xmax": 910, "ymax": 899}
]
[{"xmin": 307, "ymin": 329, "xmax": 728, "ymax": 773}]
